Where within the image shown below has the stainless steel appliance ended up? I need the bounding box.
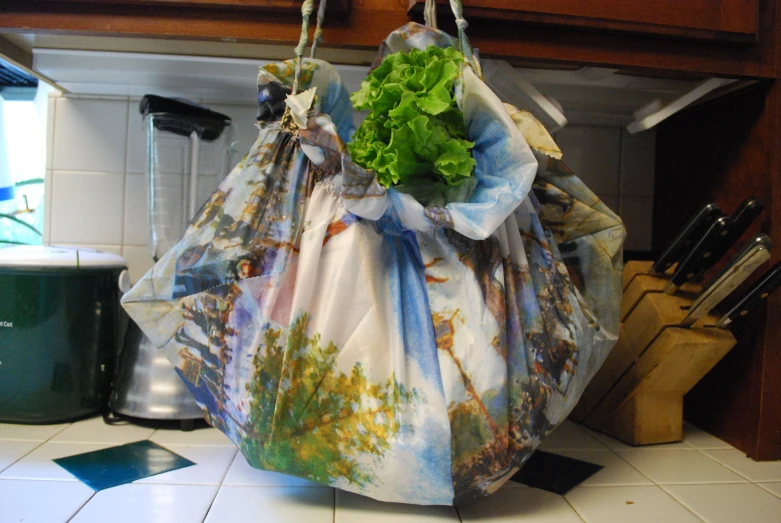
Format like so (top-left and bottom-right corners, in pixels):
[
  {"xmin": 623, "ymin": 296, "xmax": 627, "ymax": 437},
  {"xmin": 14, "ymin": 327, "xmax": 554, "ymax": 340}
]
[{"xmin": 109, "ymin": 96, "xmax": 233, "ymax": 426}]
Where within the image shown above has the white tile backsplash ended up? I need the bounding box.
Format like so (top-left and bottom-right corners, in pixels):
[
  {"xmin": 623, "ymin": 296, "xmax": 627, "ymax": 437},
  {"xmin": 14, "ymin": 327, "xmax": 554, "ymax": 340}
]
[
  {"xmin": 557, "ymin": 125, "xmax": 622, "ymax": 197},
  {"xmin": 43, "ymin": 169, "xmax": 53, "ymax": 244},
  {"xmin": 208, "ymin": 102, "xmax": 260, "ymax": 162},
  {"xmin": 53, "ymin": 98, "xmax": 129, "ymax": 173},
  {"xmin": 125, "ymin": 100, "xmax": 147, "ymax": 175},
  {"xmin": 620, "ymin": 129, "xmax": 656, "ymax": 197},
  {"xmin": 619, "ymin": 196, "xmax": 654, "ymax": 252},
  {"xmin": 45, "ymin": 94, "xmax": 57, "ymax": 171},
  {"xmin": 124, "ymin": 172, "xmax": 149, "ymax": 246},
  {"xmin": 601, "ymin": 195, "xmax": 620, "ymax": 215},
  {"xmin": 50, "ymin": 171, "xmax": 125, "ymax": 245},
  {"xmin": 45, "ymin": 95, "xmax": 658, "ymax": 256},
  {"xmin": 122, "ymin": 245, "xmax": 155, "ymax": 284}
]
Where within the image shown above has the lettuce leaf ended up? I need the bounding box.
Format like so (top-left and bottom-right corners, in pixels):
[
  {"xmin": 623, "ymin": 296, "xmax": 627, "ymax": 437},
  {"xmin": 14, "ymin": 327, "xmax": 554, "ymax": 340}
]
[{"xmin": 347, "ymin": 46, "xmax": 476, "ymax": 192}]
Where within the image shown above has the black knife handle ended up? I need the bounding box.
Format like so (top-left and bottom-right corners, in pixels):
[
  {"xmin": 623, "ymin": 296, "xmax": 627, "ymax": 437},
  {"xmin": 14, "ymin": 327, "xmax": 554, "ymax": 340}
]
[
  {"xmin": 690, "ymin": 198, "xmax": 766, "ymax": 281},
  {"xmin": 731, "ymin": 197, "xmax": 764, "ymax": 238},
  {"xmin": 668, "ymin": 216, "xmax": 735, "ymax": 290},
  {"xmin": 652, "ymin": 203, "xmax": 722, "ymax": 275},
  {"xmin": 716, "ymin": 262, "xmax": 781, "ymax": 327}
]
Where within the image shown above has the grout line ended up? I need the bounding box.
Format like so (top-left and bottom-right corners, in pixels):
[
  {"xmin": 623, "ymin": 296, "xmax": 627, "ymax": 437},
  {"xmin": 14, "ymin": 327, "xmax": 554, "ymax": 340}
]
[
  {"xmin": 120, "ymin": 97, "xmax": 130, "ymax": 248},
  {"xmin": 617, "ymin": 128, "xmax": 624, "ymax": 199},
  {"xmin": 454, "ymin": 505, "xmax": 463, "ymax": 522},
  {"xmin": 756, "ymin": 482, "xmax": 781, "ymax": 500},
  {"xmin": 46, "ymin": 97, "xmax": 57, "ymax": 243},
  {"xmin": 220, "ymin": 450, "xmax": 242, "ymax": 487},
  {"xmin": 654, "ymin": 481, "xmax": 751, "ymax": 486},
  {"xmin": 0, "ymin": 439, "xmax": 48, "ymax": 474},
  {"xmin": 66, "ymin": 490, "xmax": 98, "ymax": 523},
  {"xmin": 603, "ymin": 447, "xmax": 657, "ymax": 485},
  {"xmin": 658, "ymin": 484, "xmax": 709, "ymax": 521},
  {"xmin": 216, "ymin": 448, "xmax": 238, "ymax": 486},
  {"xmin": 690, "ymin": 448, "xmax": 756, "ymax": 483},
  {"xmin": 656, "ymin": 484, "xmax": 706, "ymax": 522},
  {"xmin": 47, "ymin": 169, "xmax": 127, "ymax": 176},
  {"xmin": 0, "ymin": 477, "xmax": 79, "ymax": 483},
  {"xmin": 560, "ymin": 494, "xmax": 588, "ymax": 522},
  {"xmin": 201, "ymin": 485, "xmax": 221, "ymax": 523},
  {"xmin": 211, "ymin": 484, "xmax": 334, "ymax": 489}
]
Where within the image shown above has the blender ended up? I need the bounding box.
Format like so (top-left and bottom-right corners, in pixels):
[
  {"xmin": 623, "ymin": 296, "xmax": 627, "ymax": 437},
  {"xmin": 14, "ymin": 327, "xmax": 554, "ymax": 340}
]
[{"xmin": 110, "ymin": 96, "xmax": 234, "ymax": 428}]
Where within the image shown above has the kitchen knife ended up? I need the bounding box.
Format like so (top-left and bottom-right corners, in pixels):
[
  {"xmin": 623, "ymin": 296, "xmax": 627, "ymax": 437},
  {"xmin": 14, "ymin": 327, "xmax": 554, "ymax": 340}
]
[
  {"xmin": 651, "ymin": 203, "xmax": 722, "ymax": 276},
  {"xmin": 731, "ymin": 197, "xmax": 764, "ymax": 239},
  {"xmin": 663, "ymin": 215, "xmax": 735, "ymax": 294},
  {"xmin": 687, "ymin": 197, "xmax": 766, "ymax": 282},
  {"xmin": 680, "ymin": 234, "xmax": 772, "ymax": 327},
  {"xmin": 715, "ymin": 262, "xmax": 781, "ymax": 328}
]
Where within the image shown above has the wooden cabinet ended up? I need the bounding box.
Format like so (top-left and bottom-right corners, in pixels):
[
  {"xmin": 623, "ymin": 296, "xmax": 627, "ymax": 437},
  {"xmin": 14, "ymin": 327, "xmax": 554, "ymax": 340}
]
[
  {"xmin": 46, "ymin": 0, "xmax": 349, "ymax": 13},
  {"xmin": 409, "ymin": 0, "xmax": 760, "ymax": 42},
  {"xmin": 0, "ymin": 0, "xmax": 776, "ymax": 77}
]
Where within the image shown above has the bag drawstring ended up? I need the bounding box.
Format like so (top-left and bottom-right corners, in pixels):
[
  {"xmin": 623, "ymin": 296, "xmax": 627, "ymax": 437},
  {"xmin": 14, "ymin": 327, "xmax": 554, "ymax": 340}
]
[
  {"xmin": 285, "ymin": 0, "xmax": 327, "ymax": 128},
  {"xmin": 423, "ymin": 0, "xmax": 480, "ymax": 77},
  {"xmin": 291, "ymin": 0, "xmax": 315, "ymax": 97},
  {"xmin": 310, "ymin": 0, "xmax": 328, "ymax": 59}
]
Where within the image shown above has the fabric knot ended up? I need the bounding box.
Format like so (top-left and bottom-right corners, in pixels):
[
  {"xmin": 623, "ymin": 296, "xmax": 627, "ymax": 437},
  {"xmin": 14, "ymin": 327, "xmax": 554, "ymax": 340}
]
[{"xmin": 455, "ymin": 17, "xmax": 468, "ymax": 31}]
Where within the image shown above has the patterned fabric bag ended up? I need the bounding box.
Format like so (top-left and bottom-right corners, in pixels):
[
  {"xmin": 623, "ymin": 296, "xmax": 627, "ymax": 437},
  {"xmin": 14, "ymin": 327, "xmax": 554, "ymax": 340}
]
[{"xmin": 122, "ymin": 0, "xmax": 625, "ymax": 505}]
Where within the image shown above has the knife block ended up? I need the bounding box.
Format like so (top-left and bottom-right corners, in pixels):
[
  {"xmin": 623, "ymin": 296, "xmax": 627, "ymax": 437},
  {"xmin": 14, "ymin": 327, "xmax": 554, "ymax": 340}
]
[
  {"xmin": 571, "ymin": 261, "xmax": 702, "ymax": 422},
  {"xmin": 570, "ymin": 262, "xmax": 736, "ymax": 445},
  {"xmin": 620, "ymin": 260, "xmax": 702, "ymax": 321}
]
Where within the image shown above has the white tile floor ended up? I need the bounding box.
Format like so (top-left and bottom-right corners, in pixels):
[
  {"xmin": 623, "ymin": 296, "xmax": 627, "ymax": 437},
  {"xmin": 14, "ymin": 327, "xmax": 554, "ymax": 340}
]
[{"xmin": 1, "ymin": 418, "xmax": 781, "ymax": 522}]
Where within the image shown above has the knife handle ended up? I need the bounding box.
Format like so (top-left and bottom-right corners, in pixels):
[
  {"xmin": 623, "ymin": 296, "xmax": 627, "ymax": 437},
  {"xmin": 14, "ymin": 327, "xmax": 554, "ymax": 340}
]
[
  {"xmin": 651, "ymin": 203, "xmax": 722, "ymax": 276},
  {"xmin": 716, "ymin": 262, "xmax": 781, "ymax": 328},
  {"xmin": 731, "ymin": 197, "xmax": 764, "ymax": 238},
  {"xmin": 664, "ymin": 216, "xmax": 735, "ymax": 293},
  {"xmin": 681, "ymin": 242, "xmax": 771, "ymax": 327},
  {"xmin": 705, "ymin": 234, "xmax": 773, "ymax": 287},
  {"xmin": 690, "ymin": 200, "xmax": 765, "ymax": 281}
]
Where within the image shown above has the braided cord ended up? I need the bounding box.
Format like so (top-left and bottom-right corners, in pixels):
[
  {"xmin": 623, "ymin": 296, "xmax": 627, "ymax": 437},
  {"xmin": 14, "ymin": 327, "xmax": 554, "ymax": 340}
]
[
  {"xmin": 292, "ymin": 0, "xmax": 316, "ymax": 96},
  {"xmin": 423, "ymin": 0, "xmax": 477, "ymax": 74},
  {"xmin": 310, "ymin": 0, "xmax": 328, "ymax": 58},
  {"xmin": 424, "ymin": 0, "xmax": 437, "ymax": 29}
]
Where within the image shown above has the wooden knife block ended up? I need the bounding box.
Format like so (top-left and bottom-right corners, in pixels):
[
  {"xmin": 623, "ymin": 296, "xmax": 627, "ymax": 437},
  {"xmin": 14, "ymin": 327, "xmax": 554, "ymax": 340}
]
[{"xmin": 571, "ymin": 261, "xmax": 736, "ymax": 445}]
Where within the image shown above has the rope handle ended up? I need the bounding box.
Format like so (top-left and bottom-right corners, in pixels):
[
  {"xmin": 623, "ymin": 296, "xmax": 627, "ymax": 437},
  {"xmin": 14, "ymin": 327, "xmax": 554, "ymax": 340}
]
[
  {"xmin": 292, "ymin": 0, "xmax": 327, "ymax": 97},
  {"xmin": 423, "ymin": 0, "xmax": 479, "ymax": 74}
]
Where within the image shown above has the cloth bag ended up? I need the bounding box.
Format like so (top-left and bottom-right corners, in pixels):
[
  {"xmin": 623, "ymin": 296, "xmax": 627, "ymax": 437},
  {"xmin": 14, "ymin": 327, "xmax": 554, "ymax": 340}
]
[{"xmin": 122, "ymin": 0, "xmax": 625, "ymax": 505}]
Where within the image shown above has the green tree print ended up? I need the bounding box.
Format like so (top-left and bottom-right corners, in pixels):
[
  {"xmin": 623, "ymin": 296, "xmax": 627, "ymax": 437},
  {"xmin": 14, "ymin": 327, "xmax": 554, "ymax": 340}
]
[{"xmin": 243, "ymin": 313, "xmax": 417, "ymax": 488}]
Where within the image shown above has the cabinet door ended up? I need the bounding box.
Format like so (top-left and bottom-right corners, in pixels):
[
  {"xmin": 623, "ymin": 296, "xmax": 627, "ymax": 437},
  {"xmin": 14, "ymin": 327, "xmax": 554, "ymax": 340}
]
[
  {"xmin": 48, "ymin": 0, "xmax": 349, "ymax": 14},
  {"xmin": 410, "ymin": 0, "xmax": 759, "ymax": 42}
]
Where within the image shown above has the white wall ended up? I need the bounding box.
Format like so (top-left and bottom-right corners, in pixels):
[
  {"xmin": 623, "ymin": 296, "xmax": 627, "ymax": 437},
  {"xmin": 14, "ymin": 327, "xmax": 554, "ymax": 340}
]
[
  {"xmin": 556, "ymin": 125, "xmax": 655, "ymax": 252},
  {"xmin": 43, "ymin": 93, "xmax": 655, "ymax": 283},
  {"xmin": 43, "ymin": 93, "xmax": 260, "ymax": 283}
]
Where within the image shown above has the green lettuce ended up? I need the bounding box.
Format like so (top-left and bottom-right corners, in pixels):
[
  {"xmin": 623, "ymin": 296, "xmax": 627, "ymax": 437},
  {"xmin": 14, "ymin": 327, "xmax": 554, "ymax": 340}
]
[{"xmin": 348, "ymin": 46, "xmax": 476, "ymax": 199}]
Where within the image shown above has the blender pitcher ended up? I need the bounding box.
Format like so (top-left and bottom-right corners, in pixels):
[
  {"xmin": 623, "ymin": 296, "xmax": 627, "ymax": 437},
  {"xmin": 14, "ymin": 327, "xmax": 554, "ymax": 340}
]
[
  {"xmin": 140, "ymin": 95, "xmax": 234, "ymax": 261},
  {"xmin": 109, "ymin": 96, "xmax": 233, "ymax": 428}
]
